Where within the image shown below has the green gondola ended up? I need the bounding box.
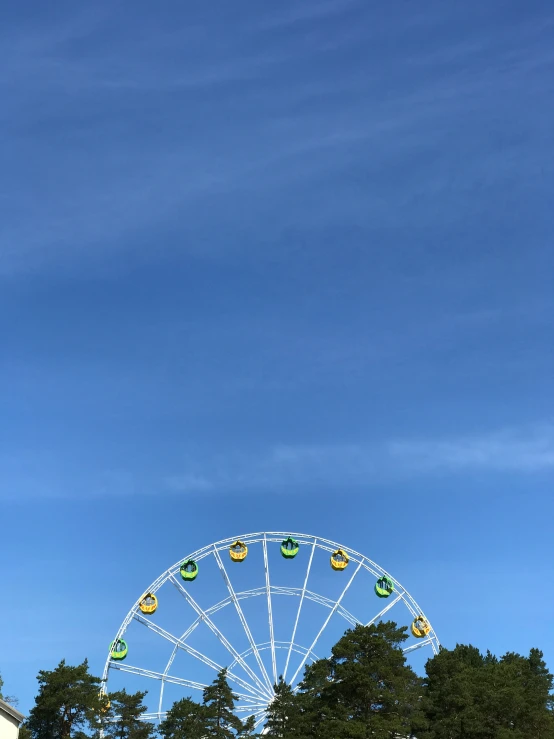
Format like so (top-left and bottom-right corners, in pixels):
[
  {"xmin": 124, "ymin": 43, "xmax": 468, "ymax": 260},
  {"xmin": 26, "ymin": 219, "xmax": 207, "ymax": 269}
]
[
  {"xmin": 280, "ymin": 537, "xmax": 299, "ymax": 559},
  {"xmin": 375, "ymin": 575, "xmax": 394, "ymax": 598},
  {"xmin": 110, "ymin": 639, "xmax": 128, "ymax": 661},
  {"xmin": 180, "ymin": 559, "xmax": 199, "ymax": 581}
]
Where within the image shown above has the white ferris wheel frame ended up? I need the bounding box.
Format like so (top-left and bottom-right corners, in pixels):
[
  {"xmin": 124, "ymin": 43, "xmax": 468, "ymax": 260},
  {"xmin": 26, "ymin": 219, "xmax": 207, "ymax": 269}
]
[{"xmin": 102, "ymin": 531, "xmax": 439, "ymax": 729}]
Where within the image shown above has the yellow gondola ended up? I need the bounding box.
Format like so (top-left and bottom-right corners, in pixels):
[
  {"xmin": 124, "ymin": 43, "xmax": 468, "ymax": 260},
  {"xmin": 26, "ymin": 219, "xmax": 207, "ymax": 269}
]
[
  {"xmin": 230, "ymin": 540, "xmax": 248, "ymax": 562},
  {"xmin": 99, "ymin": 688, "xmax": 110, "ymax": 714},
  {"xmin": 411, "ymin": 616, "xmax": 431, "ymax": 638},
  {"xmin": 330, "ymin": 548, "xmax": 349, "ymax": 571},
  {"xmin": 139, "ymin": 593, "xmax": 158, "ymax": 615}
]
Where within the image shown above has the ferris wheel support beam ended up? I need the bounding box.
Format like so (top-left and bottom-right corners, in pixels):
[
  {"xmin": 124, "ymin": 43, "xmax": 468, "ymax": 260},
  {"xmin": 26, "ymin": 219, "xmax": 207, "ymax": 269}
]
[
  {"xmin": 135, "ymin": 614, "xmax": 269, "ymax": 702},
  {"xmin": 235, "ymin": 704, "xmax": 268, "ymax": 712},
  {"xmin": 212, "ymin": 547, "xmax": 274, "ymax": 695},
  {"xmin": 403, "ymin": 636, "xmax": 435, "ymax": 654},
  {"xmin": 169, "ymin": 574, "xmax": 273, "ymax": 700},
  {"xmin": 111, "ymin": 663, "xmax": 261, "ymax": 705},
  {"xmin": 262, "ymin": 534, "xmax": 278, "ymax": 686},
  {"xmin": 283, "ymin": 538, "xmax": 316, "ymax": 682},
  {"xmin": 254, "ymin": 712, "xmax": 269, "ymax": 729},
  {"xmin": 227, "ymin": 640, "xmax": 320, "ymax": 672},
  {"xmin": 110, "ymin": 663, "xmax": 206, "ymax": 692},
  {"xmin": 365, "ymin": 593, "xmax": 403, "ymax": 626},
  {"xmin": 139, "ymin": 712, "xmax": 167, "ymax": 722},
  {"xmin": 289, "ymin": 559, "xmax": 364, "ymax": 687}
]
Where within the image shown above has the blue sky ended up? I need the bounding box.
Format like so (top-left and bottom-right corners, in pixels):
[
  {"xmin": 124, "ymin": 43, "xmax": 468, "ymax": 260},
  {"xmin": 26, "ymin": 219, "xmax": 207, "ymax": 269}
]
[{"xmin": 1, "ymin": 0, "xmax": 553, "ymax": 717}]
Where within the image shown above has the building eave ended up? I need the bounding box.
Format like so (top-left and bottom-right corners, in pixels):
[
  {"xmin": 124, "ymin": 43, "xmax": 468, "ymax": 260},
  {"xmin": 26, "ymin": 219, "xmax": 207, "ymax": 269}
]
[{"xmin": 0, "ymin": 698, "xmax": 25, "ymax": 724}]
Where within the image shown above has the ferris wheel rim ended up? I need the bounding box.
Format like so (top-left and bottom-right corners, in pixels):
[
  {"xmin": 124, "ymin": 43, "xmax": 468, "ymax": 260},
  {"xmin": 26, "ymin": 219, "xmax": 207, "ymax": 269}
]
[
  {"xmin": 102, "ymin": 530, "xmax": 439, "ymax": 726},
  {"xmin": 105, "ymin": 533, "xmax": 436, "ymax": 647}
]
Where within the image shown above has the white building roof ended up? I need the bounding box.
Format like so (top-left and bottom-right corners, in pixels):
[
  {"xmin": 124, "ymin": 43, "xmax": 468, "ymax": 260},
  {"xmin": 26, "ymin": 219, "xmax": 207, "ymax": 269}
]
[{"xmin": 0, "ymin": 698, "xmax": 25, "ymax": 724}]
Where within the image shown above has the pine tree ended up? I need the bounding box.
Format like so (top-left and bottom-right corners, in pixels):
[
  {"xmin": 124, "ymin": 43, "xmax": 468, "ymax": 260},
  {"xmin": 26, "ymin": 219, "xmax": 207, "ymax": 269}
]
[
  {"xmin": 295, "ymin": 658, "xmax": 339, "ymax": 739},
  {"xmin": 203, "ymin": 668, "xmax": 245, "ymax": 738},
  {"xmin": 26, "ymin": 659, "xmax": 102, "ymax": 739},
  {"xmin": 297, "ymin": 622, "xmax": 424, "ymax": 739},
  {"xmin": 265, "ymin": 677, "xmax": 301, "ymax": 738},
  {"xmin": 239, "ymin": 715, "xmax": 258, "ymax": 737},
  {"xmin": 420, "ymin": 644, "xmax": 484, "ymax": 738},
  {"xmin": 421, "ymin": 644, "xmax": 554, "ymax": 739},
  {"xmin": 159, "ymin": 696, "xmax": 208, "ymax": 739},
  {"xmin": 101, "ymin": 689, "xmax": 156, "ymax": 739}
]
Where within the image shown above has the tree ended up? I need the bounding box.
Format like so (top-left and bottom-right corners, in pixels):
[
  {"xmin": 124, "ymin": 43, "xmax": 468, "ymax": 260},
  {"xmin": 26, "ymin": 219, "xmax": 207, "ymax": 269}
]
[
  {"xmin": 26, "ymin": 659, "xmax": 102, "ymax": 739},
  {"xmin": 265, "ymin": 677, "xmax": 301, "ymax": 737},
  {"xmin": 0, "ymin": 669, "xmax": 20, "ymax": 708},
  {"xmin": 239, "ymin": 714, "xmax": 258, "ymax": 737},
  {"xmin": 297, "ymin": 621, "xmax": 425, "ymax": 739},
  {"xmin": 420, "ymin": 644, "xmax": 484, "ymax": 739},
  {"xmin": 203, "ymin": 668, "xmax": 245, "ymax": 738},
  {"xmin": 265, "ymin": 677, "xmax": 297, "ymax": 737},
  {"xmin": 422, "ymin": 644, "xmax": 554, "ymax": 739},
  {"xmin": 101, "ymin": 690, "xmax": 156, "ymax": 739},
  {"xmin": 159, "ymin": 696, "xmax": 208, "ymax": 739},
  {"xmin": 293, "ymin": 656, "xmax": 340, "ymax": 739}
]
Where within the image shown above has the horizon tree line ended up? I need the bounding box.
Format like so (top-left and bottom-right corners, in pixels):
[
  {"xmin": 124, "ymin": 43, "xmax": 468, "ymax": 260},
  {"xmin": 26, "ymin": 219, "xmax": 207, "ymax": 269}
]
[{"xmin": 3, "ymin": 620, "xmax": 554, "ymax": 738}]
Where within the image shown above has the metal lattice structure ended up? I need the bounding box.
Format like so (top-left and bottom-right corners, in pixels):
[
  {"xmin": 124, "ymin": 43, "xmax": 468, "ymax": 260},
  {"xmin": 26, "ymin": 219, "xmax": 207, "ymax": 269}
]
[{"xmin": 102, "ymin": 532, "xmax": 439, "ymax": 730}]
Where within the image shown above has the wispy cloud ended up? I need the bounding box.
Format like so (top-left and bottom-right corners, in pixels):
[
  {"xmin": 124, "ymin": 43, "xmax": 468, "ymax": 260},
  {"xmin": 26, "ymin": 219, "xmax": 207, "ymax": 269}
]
[
  {"xmin": 2, "ymin": 1, "xmax": 553, "ymax": 276},
  {"xmin": 2, "ymin": 424, "xmax": 552, "ymax": 501},
  {"xmin": 251, "ymin": 0, "xmax": 356, "ymax": 32},
  {"xmin": 387, "ymin": 425, "xmax": 554, "ymax": 473},
  {"xmin": 163, "ymin": 424, "xmax": 554, "ymax": 494},
  {"xmin": 165, "ymin": 473, "xmax": 214, "ymax": 494}
]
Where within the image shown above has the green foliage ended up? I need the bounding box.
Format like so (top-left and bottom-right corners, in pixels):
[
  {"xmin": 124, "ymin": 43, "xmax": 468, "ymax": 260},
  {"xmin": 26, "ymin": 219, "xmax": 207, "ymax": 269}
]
[
  {"xmin": 239, "ymin": 714, "xmax": 258, "ymax": 737},
  {"xmin": 421, "ymin": 644, "xmax": 554, "ymax": 739},
  {"xmin": 203, "ymin": 668, "xmax": 245, "ymax": 738},
  {"xmin": 265, "ymin": 677, "xmax": 301, "ymax": 737},
  {"xmin": 159, "ymin": 670, "xmax": 255, "ymax": 739},
  {"xmin": 297, "ymin": 621, "xmax": 425, "ymax": 739},
  {"xmin": 101, "ymin": 689, "xmax": 156, "ymax": 739},
  {"xmin": 26, "ymin": 659, "xmax": 102, "ymax": 739},
  {"xmin": 18, "ymin": 623, "xmax": 554, "ymax": 739},
  {"xmin": 159, "ymin": 696, "xmax": 209, "ymax": 739}
]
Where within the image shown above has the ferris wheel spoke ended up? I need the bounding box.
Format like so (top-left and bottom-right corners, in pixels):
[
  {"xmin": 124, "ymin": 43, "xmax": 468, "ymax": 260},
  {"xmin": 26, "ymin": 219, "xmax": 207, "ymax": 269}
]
[
  {"xmin": 262, "ymin": 534, "xmax": 278, "ymax": 686},
  {"xmin": 365, "ymin": 593, "xmax": 403, "ymax": 626},
  {"xmin": 111, "ymin": 663, "xmax": 207, "ymax": 692},
  {"xmin": 254, "ymin": 711, "xmax": 268, "ymax": 729},
  {"xmin": 235, "ymin": 703, "xmax": 268, "ymax": 712},
  {"xmin": 135, "ymin": 614, "xmax": 269, "ymax": 702},
  {"xmin": 283, "ymin": 539, "xmax": 316, "ymax": 682},
  {"xmin": 139, "ymin": 712, "xmax": 167, "ymax": 722},
  {"xmin": 289, "ymin": 559, "xmax": 364, "ymax": 687},
  {"xmin": 212, "ymin": 547, "xmax": 274, "ymax": 695},
  {"xmin": 240, "ymin": 705, "xmax": 267, "ymax": 720},
  {"xmin": 169, "ymin": 574, "xmax": 273, "ymax": 700},
  {"xmin": 403, "ymin": 636, "xmax": 435, "ymax": 654},
  {"xmin": 111, "ymin": 663, "xmax": 261, "ymax": 706},
  {"xmin": 158, "ymin": 644, "xmax": 179, "ymax": 716}
]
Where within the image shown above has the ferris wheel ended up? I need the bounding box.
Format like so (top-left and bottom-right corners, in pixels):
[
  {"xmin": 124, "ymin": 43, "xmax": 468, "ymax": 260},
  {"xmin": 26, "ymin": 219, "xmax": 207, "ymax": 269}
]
[{"xmin": 102, "ymin": 532, "xmax": 439, "ymax": 730}]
